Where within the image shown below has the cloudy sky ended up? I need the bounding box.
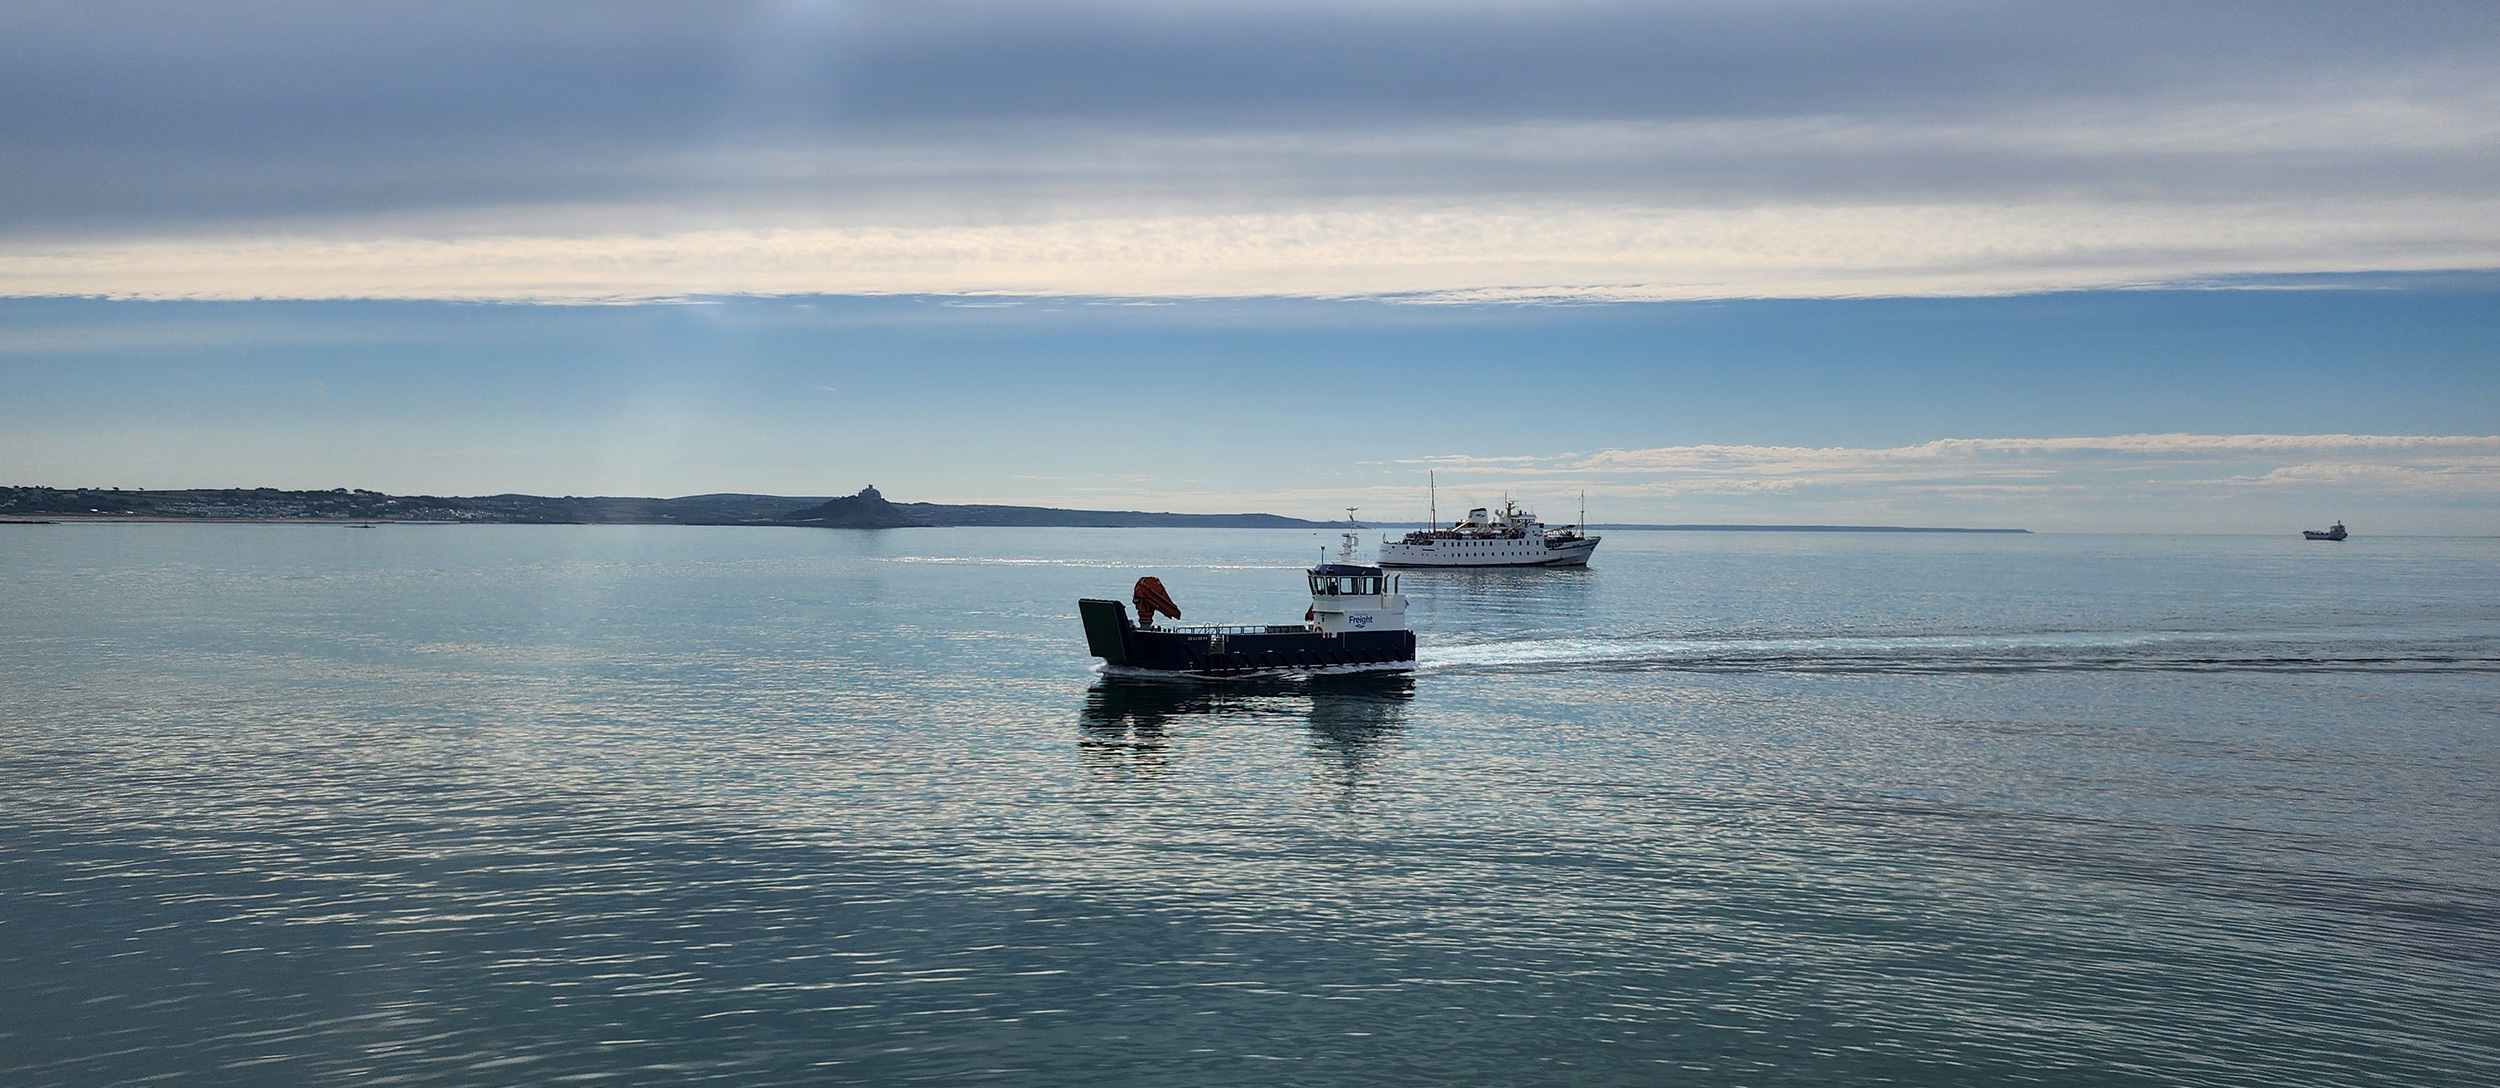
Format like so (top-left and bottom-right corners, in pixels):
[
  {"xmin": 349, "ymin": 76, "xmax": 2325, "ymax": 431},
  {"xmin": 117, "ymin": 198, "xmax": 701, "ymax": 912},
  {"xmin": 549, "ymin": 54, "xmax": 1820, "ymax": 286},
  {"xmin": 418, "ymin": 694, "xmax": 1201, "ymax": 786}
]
[{"xmin": 4, "ymin": 1, "xmax": 2496, "ymax": 529}]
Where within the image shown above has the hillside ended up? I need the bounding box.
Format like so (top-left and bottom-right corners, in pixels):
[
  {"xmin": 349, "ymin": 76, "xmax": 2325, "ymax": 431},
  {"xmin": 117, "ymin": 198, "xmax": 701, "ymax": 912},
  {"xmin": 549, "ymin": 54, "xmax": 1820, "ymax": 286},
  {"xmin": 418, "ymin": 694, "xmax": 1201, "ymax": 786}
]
[{"xmin": 0, "ymin": 485, "xmax": 1336, "ymax": 529}]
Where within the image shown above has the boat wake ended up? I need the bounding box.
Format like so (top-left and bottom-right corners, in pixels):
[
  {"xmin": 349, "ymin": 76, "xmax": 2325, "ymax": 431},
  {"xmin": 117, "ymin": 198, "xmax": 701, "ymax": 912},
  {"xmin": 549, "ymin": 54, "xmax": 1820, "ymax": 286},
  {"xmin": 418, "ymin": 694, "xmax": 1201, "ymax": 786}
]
[{"xmin": 1415, "ymin": 628, "xmax": 2500, "ymax": 677}]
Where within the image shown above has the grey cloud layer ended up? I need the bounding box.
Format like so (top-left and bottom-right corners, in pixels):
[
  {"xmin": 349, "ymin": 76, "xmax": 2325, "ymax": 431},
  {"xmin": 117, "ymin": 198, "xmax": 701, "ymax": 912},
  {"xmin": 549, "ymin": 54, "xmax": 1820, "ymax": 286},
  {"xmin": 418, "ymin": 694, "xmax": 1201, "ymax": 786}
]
[
  {"xmin": 6, "ymin": 1, "xmax": 2495, "ymax": 298},
  {"xmin": 7, "ymin": 0, "xmax": 2494, "ymax": 229}
]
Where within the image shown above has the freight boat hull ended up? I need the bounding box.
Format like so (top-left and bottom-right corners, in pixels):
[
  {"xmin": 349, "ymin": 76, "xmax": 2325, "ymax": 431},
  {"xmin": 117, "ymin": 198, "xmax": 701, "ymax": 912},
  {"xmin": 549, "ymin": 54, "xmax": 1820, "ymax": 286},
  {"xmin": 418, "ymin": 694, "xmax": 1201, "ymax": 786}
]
[{"xmin": 1079, "ymin": 599, "xmax": 1416, "ymax": 677}]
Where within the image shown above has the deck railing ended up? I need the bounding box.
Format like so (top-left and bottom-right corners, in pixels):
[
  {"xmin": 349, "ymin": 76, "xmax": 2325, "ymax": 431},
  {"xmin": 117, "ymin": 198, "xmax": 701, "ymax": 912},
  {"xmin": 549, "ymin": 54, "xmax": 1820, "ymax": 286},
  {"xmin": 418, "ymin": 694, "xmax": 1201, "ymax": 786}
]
[{"xmin": 1143, "ymin": 623, "xmax": 1310, "ymax": 635}]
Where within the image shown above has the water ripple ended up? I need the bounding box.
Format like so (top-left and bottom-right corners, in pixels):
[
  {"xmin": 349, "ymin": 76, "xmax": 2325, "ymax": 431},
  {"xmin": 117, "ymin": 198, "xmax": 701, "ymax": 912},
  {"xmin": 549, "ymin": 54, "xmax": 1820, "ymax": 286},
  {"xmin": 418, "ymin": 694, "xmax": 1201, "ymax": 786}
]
[{"xmin": 3, "ymin": 525, "xmax": 2495, "ymax": 1087}]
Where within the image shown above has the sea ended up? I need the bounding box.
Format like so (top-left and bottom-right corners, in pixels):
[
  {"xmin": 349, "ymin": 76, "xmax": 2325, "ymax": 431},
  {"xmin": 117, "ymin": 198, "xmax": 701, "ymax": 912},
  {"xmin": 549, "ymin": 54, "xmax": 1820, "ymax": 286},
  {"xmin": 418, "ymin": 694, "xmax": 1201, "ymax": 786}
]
[{"xmin": 4, "ymin": 523, "xmax": 2496, "ymax": 1087}]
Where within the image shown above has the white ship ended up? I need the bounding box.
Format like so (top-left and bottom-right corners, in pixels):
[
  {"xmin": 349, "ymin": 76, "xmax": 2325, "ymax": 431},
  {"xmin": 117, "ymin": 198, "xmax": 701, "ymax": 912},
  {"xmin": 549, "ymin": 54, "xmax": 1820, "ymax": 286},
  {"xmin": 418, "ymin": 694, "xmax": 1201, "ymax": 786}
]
[{"xmin": 1377, "ymin": 493, "xmax": 1599, "ymax": 568}]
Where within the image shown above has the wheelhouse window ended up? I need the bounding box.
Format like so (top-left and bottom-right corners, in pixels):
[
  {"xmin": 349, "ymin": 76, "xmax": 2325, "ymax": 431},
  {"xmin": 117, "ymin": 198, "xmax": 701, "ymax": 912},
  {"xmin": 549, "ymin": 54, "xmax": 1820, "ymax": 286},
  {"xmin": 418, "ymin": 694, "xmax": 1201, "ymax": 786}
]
[{"xmin": 1309, "ymin": 573, "xmax": 1386, "ymax": 595}]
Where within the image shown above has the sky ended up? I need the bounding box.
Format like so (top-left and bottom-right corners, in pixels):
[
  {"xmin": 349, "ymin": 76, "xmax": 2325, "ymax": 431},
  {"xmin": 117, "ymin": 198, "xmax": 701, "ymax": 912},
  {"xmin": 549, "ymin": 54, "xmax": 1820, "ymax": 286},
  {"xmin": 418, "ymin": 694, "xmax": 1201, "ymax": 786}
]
[{"xmin": 3, "ymin": 1, "xmax": 2496, "ymax": 531}]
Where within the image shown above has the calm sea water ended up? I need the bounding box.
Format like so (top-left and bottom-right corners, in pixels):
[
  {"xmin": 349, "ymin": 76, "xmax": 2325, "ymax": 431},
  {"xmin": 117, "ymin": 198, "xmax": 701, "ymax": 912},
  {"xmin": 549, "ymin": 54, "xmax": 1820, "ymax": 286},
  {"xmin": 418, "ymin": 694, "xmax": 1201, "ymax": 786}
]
[{"xmin": 4, "ymin": 524, "xmax": 2496, "ymax": 1087}]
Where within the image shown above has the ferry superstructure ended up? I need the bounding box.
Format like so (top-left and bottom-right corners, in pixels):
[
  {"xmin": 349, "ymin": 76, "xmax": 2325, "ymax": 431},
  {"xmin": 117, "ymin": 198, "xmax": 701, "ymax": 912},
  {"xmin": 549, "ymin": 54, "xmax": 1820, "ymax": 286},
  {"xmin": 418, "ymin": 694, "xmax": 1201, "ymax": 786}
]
[
  {"xmin": 1378, "ymin": 498, "xmax": 1599, "ymax": 568},
  {"xmin": 1078, "ymin": 531, "xmax": 1416, "ymax": 677}
]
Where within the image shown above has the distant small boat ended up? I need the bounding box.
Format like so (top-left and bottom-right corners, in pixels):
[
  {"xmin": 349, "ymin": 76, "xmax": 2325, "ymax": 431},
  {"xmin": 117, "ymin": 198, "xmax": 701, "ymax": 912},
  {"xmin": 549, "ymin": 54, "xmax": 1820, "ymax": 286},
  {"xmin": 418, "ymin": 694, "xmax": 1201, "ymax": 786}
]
[{"xmin": 2303, "ymin": 521, "xmax": 2347, "ymax": 541}]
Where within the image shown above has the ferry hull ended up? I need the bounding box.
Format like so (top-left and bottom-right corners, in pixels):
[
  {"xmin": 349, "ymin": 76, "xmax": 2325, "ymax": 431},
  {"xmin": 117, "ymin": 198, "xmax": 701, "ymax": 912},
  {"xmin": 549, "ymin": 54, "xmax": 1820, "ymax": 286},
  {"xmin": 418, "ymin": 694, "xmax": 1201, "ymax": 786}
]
[
  {"xmin": 1080, "ymin": 599, "xmax": 1416, "ymax": 677},
  {"xmin": 1378, "ymin": 537, "xmax": 1598, "ymax": 568}
]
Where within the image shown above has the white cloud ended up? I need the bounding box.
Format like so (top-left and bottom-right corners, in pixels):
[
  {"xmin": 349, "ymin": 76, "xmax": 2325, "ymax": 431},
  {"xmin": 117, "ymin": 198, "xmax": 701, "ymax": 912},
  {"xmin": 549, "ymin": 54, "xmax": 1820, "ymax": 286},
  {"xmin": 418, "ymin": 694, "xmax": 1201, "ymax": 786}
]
[{"xmin": 6, "ymin": 197, "xmax": 2497, "ymax": 302}]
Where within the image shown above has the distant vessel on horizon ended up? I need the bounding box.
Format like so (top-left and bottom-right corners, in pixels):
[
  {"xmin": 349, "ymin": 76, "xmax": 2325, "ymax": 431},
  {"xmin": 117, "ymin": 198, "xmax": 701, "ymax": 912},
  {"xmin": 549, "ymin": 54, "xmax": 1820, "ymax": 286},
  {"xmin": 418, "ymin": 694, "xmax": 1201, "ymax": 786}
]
[
  {"xmin": 2304, "ymin": 520, "xmax": 2349, "ymax": 541},
  {"xmin": 1378, "ymin": 476, "xmax": 1598, "ymax": 568}
]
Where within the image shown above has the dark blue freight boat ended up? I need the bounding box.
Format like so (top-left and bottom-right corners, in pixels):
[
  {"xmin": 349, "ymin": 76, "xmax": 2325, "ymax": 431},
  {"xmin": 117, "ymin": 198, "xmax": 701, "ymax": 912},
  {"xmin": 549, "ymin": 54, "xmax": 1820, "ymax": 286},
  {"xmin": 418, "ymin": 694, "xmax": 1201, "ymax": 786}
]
[{"xmin": 1080, "ymin": 532, "xmax": 1417, "ymax": 677}]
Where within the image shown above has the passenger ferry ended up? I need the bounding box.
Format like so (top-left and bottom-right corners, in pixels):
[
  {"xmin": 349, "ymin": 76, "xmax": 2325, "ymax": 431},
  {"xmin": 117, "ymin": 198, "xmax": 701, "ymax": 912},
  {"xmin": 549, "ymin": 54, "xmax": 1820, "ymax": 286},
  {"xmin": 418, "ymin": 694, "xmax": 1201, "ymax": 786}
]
[
  {"xmin": 1378, "ymin": 494, "xmax": 1599, "ymax": 568},
  {"xmin": 1078, "ymin": 531, "xmax": 1417, "ymax": 677}
]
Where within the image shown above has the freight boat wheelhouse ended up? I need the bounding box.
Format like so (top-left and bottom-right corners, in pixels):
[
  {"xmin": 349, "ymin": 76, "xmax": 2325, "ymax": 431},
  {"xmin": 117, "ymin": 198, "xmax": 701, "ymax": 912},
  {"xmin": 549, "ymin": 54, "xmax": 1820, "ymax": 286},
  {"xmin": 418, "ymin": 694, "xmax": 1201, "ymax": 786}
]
[{"xmin": 1079, "ymin": 533, "xmax": 1417, "ymax": 677}]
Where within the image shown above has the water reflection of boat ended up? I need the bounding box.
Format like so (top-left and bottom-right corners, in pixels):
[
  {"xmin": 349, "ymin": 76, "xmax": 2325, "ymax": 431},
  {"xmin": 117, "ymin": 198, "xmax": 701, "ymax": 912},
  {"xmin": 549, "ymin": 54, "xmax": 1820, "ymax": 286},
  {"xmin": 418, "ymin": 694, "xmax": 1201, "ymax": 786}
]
[
  {"xmin": 1077, "ymin": 681, "xmax": 1201, "ymax": 772},
  {"xmin": 1080, "ymin": 681, "xmax": 1234, "ymax": 733},
  {"xmin": 2303, "ymin": 520, "xmax": 2348, "ymax": 541},
  {"xmin": 1077, "ymin": 674, "xmax": 1413, "ymax": 775},
  {"xmin": 1297, "ymin": 673, "xmax": 1414, "ymax": 780}
]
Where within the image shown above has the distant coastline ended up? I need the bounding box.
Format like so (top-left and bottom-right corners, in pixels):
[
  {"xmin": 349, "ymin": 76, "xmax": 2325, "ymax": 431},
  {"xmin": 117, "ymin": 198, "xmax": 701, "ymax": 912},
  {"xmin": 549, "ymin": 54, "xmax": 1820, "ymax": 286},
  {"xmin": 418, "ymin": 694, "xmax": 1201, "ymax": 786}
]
[
  {"xmin": 1, "ymin": 486, "xmax": 2027, "ymax": 533},
  {"xmin": 0, "ymin": 484, "xmax": 1338, "ymax": 530}
]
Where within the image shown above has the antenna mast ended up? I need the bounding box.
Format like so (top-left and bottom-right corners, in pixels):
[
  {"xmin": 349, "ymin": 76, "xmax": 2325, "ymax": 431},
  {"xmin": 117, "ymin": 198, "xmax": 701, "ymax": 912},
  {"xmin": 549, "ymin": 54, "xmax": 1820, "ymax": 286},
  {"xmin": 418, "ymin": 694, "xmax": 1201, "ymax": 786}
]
[{"xmin": 1429, "ymin": 471, "xmax": 1437, "ymax": 529}]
